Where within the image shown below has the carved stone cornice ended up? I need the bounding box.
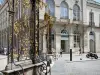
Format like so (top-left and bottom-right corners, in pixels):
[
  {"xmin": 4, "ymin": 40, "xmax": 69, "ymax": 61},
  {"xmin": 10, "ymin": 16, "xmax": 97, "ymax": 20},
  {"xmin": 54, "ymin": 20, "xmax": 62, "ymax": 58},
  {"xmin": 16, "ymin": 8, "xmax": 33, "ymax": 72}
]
[{"xmin": 87, "ymin": 2, "xmax": 100, "ymax": 9}]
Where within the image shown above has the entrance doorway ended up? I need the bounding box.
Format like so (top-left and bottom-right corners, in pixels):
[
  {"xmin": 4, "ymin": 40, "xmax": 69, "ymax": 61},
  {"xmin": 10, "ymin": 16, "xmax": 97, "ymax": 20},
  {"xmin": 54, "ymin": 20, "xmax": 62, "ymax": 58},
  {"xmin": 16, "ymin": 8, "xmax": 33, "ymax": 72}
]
[
  {"xmin": 61, "ymin": 40, "xmax": 69, "ymax": 53},
  {"xmin": 61, "ymin": 29, "xmax": 69, "ymax": 53},
  {"xmin": 61, "ymin": 40, "xmax": 65, "ymax": 52}
]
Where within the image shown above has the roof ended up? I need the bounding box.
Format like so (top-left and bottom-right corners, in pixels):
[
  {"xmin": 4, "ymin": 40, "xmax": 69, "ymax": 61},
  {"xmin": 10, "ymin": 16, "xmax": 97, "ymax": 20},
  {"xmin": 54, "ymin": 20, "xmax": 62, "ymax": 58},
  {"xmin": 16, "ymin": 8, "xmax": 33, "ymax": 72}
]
[{"xmin": 87, "ymin": 0, "xmax": 100, "ymax": 6}]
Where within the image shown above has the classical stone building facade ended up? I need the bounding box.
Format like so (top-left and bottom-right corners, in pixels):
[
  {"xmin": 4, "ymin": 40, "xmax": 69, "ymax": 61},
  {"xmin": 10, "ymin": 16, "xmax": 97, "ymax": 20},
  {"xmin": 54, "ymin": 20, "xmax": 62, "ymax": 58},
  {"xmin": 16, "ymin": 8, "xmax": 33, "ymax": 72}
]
[
  {"xmin": 0, "ymin": 0, "xmax": 100, "ymax": 54},
  {"xmin": 40, "ymin": 0, "xmax": 100, "ymax": 53}
]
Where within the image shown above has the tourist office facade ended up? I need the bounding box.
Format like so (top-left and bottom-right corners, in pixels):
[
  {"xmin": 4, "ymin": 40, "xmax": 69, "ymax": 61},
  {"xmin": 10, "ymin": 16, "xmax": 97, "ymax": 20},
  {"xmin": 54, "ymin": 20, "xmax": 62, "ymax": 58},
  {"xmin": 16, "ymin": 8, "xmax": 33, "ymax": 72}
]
[{"xmin": 0, "ymin": 0, "xmax": 100, "ymax": 55}]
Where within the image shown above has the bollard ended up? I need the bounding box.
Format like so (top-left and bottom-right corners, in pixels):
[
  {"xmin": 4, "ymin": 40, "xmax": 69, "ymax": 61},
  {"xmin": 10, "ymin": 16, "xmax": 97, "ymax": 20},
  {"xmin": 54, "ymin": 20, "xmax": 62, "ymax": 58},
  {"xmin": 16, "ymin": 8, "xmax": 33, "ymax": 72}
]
[{"xmin": 70, "ymin": 49, "xmax": 72, "ymax": 61}]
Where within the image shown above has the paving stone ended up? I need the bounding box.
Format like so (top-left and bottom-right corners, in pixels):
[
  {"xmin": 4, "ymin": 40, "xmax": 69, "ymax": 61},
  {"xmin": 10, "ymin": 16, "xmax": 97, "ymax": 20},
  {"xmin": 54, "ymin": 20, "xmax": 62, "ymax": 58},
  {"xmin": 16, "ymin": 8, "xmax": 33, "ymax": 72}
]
[{"xmin": 51, "ymin": 54, "xmax": 100, "ymax": 75}]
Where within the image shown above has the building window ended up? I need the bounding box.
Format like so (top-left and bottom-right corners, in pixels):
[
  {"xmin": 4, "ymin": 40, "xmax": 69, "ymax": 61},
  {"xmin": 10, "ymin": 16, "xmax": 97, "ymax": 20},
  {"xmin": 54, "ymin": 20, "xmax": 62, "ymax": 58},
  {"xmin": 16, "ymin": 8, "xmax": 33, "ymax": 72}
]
[
  {"xmin": 74, "ymin": 31, "xmax": 80, "ymax": 48},
  {"xmin": 73, "ymin": 4, "xmax": 80, "ymax": 21},
  {"xmin": 60, "ymin": 1, "xmax": 69, "ymax": 19},
  {"xmin": 89, "ymin": 11, "xmax": 94, "ymax": 24},
  {"xmin": 46, "ymin": 0, "xmax": 55, "ymax": 17}
]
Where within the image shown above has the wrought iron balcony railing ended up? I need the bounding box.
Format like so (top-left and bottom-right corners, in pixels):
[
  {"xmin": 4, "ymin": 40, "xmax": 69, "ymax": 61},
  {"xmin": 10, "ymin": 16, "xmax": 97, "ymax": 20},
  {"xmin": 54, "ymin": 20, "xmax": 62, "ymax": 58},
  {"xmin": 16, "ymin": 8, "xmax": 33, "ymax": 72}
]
[{"xmin": 89, "ymin": 22, "xmax": 95, "ymax": 27}]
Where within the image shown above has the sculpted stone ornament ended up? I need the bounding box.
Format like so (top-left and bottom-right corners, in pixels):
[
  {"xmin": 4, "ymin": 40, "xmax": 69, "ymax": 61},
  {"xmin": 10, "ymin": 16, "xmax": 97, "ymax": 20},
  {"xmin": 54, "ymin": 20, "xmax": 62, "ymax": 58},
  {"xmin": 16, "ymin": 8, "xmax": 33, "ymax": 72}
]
[{"xmin": 75, "ymin": 0, "xmax": 79, "ymax": 4}]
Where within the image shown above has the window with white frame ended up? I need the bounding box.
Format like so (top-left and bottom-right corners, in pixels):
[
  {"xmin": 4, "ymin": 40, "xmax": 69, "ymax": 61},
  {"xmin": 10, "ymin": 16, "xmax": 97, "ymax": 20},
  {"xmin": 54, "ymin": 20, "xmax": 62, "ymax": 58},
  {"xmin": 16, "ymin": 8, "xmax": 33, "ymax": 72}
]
[
  {"xmin": 74, "ymin": 31, "xmax": 80, "ymax": 48},
  {"xmin": 60, "ymin": 1, "xmax": 69, "ymax": 19},
  {"xmin": 46, "ymin": 0, "xmax": 55, "ymax": 17},
  {"xmin": 73, "ymin": 4, "xmax": 80, "ymax": 21}
]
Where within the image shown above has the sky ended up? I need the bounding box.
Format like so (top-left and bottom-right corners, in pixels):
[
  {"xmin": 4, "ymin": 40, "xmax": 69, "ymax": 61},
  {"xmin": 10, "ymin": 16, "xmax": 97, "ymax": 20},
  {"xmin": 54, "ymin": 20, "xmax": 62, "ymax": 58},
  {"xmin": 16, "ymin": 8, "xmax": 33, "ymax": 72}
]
[
  {"xmin": 0, "ymin": 0, "xmax": 4, "ymax": 4},
  {"xmin": 96, "ymin": 0, "xmax": 100, "ymax": 2}
]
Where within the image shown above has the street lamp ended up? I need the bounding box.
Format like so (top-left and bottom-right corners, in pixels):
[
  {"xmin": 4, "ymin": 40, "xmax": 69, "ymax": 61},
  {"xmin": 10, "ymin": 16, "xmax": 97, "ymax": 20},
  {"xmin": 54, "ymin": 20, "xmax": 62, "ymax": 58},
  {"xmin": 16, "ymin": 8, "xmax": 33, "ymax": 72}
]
[{"xmin": 8, "ymin": 0, "xmax": 15, "ymax": 66}]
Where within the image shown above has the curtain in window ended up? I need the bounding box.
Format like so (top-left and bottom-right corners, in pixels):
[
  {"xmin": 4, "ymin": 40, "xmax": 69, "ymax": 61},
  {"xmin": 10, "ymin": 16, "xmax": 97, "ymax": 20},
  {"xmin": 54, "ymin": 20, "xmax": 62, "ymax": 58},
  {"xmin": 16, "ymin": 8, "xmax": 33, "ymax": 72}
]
[
  {"xmin": 73, "ymin": 4, "xmax": 80, "ymax": 21},
  {"xmin": 60, "ymin": 1, "xmax": 68, "ymax": 19},
  {"xmin": 46, "ymin": 0, "xmax": 55, "ymax": 17}
]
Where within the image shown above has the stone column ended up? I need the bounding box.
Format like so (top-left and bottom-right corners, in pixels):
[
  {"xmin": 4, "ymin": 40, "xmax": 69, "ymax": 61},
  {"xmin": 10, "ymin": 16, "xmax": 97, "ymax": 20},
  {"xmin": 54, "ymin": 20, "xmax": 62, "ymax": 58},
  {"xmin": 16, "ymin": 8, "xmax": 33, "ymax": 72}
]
[
  {"xmin": 55, "ymin": 5, "xmax": 60, "ymax": 19},
  {"xmin": 39, "ymin": 33, "xmax": 43, "ymax": 53},
  {"xmin": 55, "ymin": 33, "xmax": 61, "ymax": 53},
  {"xmin": 69, "ymin": 27, "xmax": 74, "ymax": 51},
  {"xmin": 43, "ymin": 34, "xmax": 47, "ymax": 54}
]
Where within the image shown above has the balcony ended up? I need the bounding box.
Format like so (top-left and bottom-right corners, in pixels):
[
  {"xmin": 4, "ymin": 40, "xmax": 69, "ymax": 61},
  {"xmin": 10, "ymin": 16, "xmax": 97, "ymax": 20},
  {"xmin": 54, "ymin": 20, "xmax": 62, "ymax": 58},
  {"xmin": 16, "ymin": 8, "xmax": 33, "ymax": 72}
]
[
  {"xmin": 72, "ymin": 18, "xmax": 82, "ymax": 25},
  {"xmin": 56, "ymin": 17, "xmax": 70, "ymax": 25},
  {"xmin": 73, "ymin": 18, "xmax": 80, "ymax": 21},
  {"xmin": 89, "ymin": 22, "xmax": 95, "ymax": 27},
  {"xmin": 72, "ymin": 17, "xmax": 83, "ymax": 25}
]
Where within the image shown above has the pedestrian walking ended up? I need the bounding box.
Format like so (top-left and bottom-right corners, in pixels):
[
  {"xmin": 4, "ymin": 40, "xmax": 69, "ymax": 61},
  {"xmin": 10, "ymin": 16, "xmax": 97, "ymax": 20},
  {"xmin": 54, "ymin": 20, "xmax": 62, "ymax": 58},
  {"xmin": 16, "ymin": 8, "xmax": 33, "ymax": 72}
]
[
  {"xmin": 79, "ymin": 48, "xmax": 81, "ymax": 56},
  {"xmin": 60, "ymin": 48, "xmax": 63, "ymax": 57}
]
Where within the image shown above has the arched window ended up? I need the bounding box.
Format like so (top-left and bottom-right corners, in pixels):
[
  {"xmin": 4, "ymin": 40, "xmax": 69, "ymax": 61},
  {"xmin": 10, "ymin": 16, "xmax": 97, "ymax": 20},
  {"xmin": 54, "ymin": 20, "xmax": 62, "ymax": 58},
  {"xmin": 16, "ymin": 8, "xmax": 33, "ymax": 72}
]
[
  {"xmin": 46, "ymin": 0, "xmax": 55, "ymax": 17},
  {"xmin": 73, "ymin": 4, "xmax": 80, "ymax": 21},
  {"xmin": 61, "ymin": 29, "xmax": 69, "ymax": 40},
  {"xmin": 60, "ymin": 1, "xmax": 69, "ymax": 19},
  {"xmin": 61, "ymin": 29, "xmax": 68, "ymax": 34}
]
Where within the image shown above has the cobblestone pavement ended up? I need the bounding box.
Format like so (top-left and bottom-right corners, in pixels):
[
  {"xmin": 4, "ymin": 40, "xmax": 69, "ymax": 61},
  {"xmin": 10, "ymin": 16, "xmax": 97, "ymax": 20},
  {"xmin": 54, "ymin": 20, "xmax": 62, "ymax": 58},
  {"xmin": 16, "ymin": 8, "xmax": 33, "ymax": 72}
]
[{"xmin": 51, "ymin": 54, "xmax": 100, "ymax": 75}]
